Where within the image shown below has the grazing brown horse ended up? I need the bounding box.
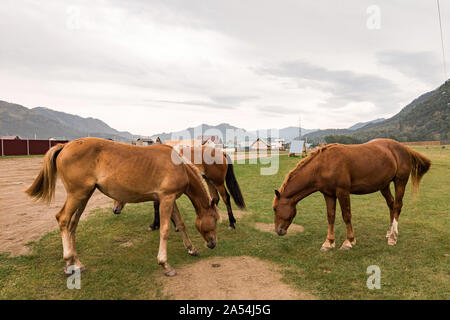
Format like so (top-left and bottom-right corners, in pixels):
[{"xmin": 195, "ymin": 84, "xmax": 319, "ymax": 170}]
[
  {"xmin": 273, "ymin": 139, "xmax": 431, "ymax": 250},
  {"xmin": 112, "ymin": 145, "xmax": 246, "ymax": 229},
  {"xmin": 25, "ymin": 138, "xmax": 219, "ymax": 276}
]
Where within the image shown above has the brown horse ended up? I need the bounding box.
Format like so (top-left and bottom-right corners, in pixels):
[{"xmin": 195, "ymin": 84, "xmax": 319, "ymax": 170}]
[
  {"xmin": 25, "ymin": 138, "xmax": 219, "ymax": 276},
  {"xmin": 273, "ymin": 139, "xmax": 431, "ymax": 250},
  {"xmin": 112, "ymin": 145, "xmax": 246, "ymax": 229}
]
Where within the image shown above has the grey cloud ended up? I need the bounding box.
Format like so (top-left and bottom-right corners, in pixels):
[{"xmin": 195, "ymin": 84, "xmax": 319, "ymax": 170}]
[
  {"xmin": 257, "ymin": 60, "xmax": 400, "ymax": 112},
  {"xmin": 152, "ymin": 95, "xmax": 259, "ymax": 109},
  {"xmin": 209, "ymin": 95, "xmax": 258, "ymax": 105},
  {"xmin": 151, "ymin": 99, "xmax": 235, "ymax": 110},
  {"xmin": 377, "ymin": 50, "xmax": 443, "ymax": 86},
  {"xmin": 258, "ymin": 105, "xmax": 299, "ymax": 115}
]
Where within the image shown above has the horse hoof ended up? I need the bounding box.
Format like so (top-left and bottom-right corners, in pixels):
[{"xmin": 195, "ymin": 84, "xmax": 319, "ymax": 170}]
[
  {"xmin": 339, "ymin": 242, "xmax": 353, "ymax": 250},
  {"xmin": 63, "ymin": 265, "xmax": 85, "ymax": 276},
  {"xmin": 164, "ymin": 269, "xmax": 177, "ymax": 277},
  {"xmin": 386, "ymin": 231, "xmax": 391, "ymax": 238},
  {"xmin": 148, "ymin": 225, "xmax": 159, "ymax": 231},
  {"xmin": 188, "ymin": 248, "xmax": 199, "ymax": 256},
  {"xmin": 228, "ymin": 225, "xmax": 236, "ymax": 230},
  {"xmin": 387, "ymin": 239, "xmax": 397, "ymax": 246},
  {"xmin": 320, "ymin": 242, "xmax": 335, "ymax": 252}
]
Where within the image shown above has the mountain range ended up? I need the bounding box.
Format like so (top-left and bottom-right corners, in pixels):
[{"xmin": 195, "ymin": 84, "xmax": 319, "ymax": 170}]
[
  {"xmin": 0, "ymin": 101, "xmax": 136, "ymax": 140},
  {"xmin": 150, "ymin": 124, "xmax": 318, "ymax": 144},
  {"xmin": 1, "ymin": 79, "xmax": 448, "ymax": 143}
]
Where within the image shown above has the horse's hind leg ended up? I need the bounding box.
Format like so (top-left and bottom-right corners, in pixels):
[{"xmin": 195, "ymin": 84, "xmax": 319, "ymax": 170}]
[
  {"xmin": 217, "ymin": 184, "xmax": 236, "ymax": 229},
  {"xmin": 321, "ymin": 194, "xmax": 336, "ymax": 251},
  {"xmin": 337, "ymin": 190, "xmax": 356, "ymax": 250},
  {"xmin": 380, "ymin": 185, "xmax": 395, "ymax": 238},
  {"xmin": 388, "ymin": 177, "xmax": 407, "ymax": 246},
  {"xmin": 56, "ymin": 190, "xmax": 93, "ymax": 274},
  {"xmin": 149, "ymin": 202, "xmax": 161, "ymax": 231},
  {"xmin": 149, "ymin": 201, "xmax": 178, "ymax": 232},
  {"xmin": 171, "ymin": 202, "xmax": 199, "ymax": 256}
]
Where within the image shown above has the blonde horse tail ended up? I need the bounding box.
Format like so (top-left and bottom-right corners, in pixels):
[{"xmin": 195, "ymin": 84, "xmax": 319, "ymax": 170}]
[
  {"xmin": 25, "ymin": 143, "xmax": 65, "ymax": 203},
  {"xmin": 407, "ymin": 147, "xmax": 431, "ymax": 196}
]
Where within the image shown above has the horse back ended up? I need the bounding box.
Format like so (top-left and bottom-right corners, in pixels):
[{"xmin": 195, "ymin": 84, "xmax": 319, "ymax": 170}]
[
  {"xmin": 316, "ymin": 139, "xmax": 409, "ymax": 194},
  {"xmin": 56, "ymin": 138, "xmax": 189, "ymax": 202}
]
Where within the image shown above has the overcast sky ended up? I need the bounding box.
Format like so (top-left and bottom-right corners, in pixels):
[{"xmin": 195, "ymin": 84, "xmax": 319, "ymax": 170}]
[{"xmin": 0, "ymin": 0, "xmax": 448, "ymax": 136}]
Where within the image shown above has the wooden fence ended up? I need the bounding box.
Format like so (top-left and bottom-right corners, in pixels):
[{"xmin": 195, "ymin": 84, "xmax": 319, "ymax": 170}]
[{"xmin": 0, "ymin": 139, "xmax": 69, "ymax": 156}]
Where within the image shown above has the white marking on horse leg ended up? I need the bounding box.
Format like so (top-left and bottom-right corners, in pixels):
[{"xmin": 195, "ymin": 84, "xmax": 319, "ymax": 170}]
[
  {"xmin": 386, "ymin": 223, "xmax": 393, "ymax": 238},
  {"xmin": 339, "ymin": 239, "xmax": 353, "ymax": 250},
  {"xmin": 61, "ymin": 230, "xmax": 73, "ymax": 261},
  {"xmin": 157, "ymin": 238, "xmax": 167, "ymax": 265},
  {"xmin": 388, "ymin": 219, "xmax": 398, "ymax": 245},
  {"xmin": 320, "ymin": 239, "xmax": 335, "ymax": 252}
]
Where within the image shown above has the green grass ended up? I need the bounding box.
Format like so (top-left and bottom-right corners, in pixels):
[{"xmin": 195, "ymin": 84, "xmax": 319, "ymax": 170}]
[
  {"xmin": 0, "ymin": 155, "xmax": 44, "ymax": 159},
  {"xmin": 0, "ymin": 146, "xmax": 449, "ymax": 299}
]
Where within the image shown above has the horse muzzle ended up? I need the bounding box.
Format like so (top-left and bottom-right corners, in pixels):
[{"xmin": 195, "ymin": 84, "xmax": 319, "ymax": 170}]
[
  {"xmin": 112, "ymin": 208, "xmax": 122, "ymax": 215},
  {"xmin": 207, "ymin": 238, "xmax": 217, "ymax": 249},
  {"xmin": 276, "ymin": 227, "xmax": 287, "ymax": 236}
]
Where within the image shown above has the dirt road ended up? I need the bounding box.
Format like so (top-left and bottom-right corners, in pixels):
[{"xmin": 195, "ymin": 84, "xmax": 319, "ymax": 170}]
[{"xmin": 0, "ymin": 157, "xmax": 113, "ymax": 256}]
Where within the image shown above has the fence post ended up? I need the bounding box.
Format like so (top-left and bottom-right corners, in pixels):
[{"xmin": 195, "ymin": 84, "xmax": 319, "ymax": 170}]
[
  {"xmin": 1, "ymin": 139, "xmax": 3, "ymax": 157},
  {"xmin": 27, "ymin": 139, "xmax": 30, "ymax": 156},
  {"xmin": 49, "ymin": 139, "xmax": 51, "ymax": 151}
]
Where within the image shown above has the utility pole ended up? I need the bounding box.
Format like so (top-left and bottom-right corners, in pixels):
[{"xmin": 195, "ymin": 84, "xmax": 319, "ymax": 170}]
[{"xmin": 298, "ymin": 116, "xmax": 302, "ymax": 141}]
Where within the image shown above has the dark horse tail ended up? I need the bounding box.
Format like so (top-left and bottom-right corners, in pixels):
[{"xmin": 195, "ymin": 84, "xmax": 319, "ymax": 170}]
[
  {"xmin": 225, "ymin": 154, "xmax": 246, "ymax": 208},
  {"xmin": 25, "ymin": 143, "xmax": 65, "ymax": 203},
  {"xmin": 407, "ymin": 147, "xmax": 431, "ymax": 196}
]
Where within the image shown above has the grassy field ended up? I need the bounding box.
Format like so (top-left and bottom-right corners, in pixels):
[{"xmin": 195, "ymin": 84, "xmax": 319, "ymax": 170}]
[
  {"xmin": 0, "ymin": 146, "xmax": 448, "ymax": 299},
  {"xmin": 0, "ymin": 155, "xmax": 44, "ymax": 159}
]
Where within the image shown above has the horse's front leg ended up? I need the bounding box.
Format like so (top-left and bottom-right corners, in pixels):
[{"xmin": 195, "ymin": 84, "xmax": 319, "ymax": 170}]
[
  {"xmin": 157, "ymin": 197, "xmax": 177, "ymax": 277},
  {"xmin": 337, "ymin": 190, "xmax": 356, "ymax": 250},
  {"xmin": 321, "ymin": 194, "xmax": 336, "ymax": 251},
  {"xmin": 171, "ymin": 203, "xmax": 199, "ymax": 256}
]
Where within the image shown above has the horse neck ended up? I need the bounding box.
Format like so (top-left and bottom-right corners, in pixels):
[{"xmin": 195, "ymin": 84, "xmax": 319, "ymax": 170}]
[
  {"xmin": 281, "ymin": 160, "xmax": 318, "ymax": 203},
  {"xmin": 184, "ymin": 164, "xmax": 210, "ymax": 214}
]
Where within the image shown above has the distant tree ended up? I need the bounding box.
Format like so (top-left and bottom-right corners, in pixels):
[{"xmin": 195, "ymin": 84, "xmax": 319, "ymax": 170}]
[{"xmin": 324, "ymin": 135, "xmax": 361, "ymax": 144}]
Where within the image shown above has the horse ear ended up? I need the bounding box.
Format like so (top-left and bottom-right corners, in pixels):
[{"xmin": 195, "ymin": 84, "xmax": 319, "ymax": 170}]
[{"xmin": 274, "ymin": 190, "xmax": 280, "ymax": 198}]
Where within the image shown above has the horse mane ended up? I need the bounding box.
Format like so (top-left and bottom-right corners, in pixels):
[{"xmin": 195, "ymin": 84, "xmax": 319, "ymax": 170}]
[
  {"xmin": 175, "ymin": 151, "xmax": 212, "ymax": 202},
  {"xmin": 187, "ymin": 163, "xmax": 212, "ymax": 201},
  {"xmin": 279, "ymin": 143, "xmax": 338, "ymax": 192}
]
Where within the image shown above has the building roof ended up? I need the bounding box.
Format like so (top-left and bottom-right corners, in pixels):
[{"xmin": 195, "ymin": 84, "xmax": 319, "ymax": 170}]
[
  {"xmin": 250, "ymin": 138, "xmax": 270, "ymax": 149},
  {"xmin": 165, "ymin": 139, "xmax": 202, "ymax": 147},
  {"xmin": 198, "ymin": 135, "xmax": 223, "ymax": 145},
  {"xmin": 289, "ymin": 140, "xmax": 306, "ymax": 153},
  {"xmin": 1, "ymin": 135, "xmax": 21, "ymax": 140},
  {"xmin": 137, "ymin": 138, "xmax": 154, "ymax": 142}
]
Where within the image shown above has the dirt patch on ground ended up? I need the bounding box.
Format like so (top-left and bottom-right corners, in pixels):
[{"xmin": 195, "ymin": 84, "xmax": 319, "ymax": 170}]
[
  {"xmin": 254, "ymin": 222, "xmax": 304, "ymax": 235},
  {"xmin": 0, "ymin": 157, "xmax": 113, "ymax": 256},
  {"xmin": 160, "ymin": 256, "xmax": 316, "ymax": 300}
]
